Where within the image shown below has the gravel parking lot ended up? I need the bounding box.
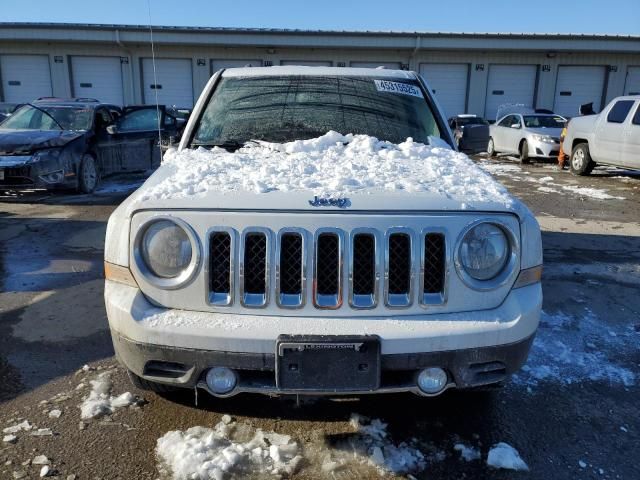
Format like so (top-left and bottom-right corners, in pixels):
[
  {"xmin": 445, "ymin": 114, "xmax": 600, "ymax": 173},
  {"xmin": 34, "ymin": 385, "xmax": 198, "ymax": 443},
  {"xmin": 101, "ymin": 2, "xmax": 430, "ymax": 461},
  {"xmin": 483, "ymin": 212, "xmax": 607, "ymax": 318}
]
[{"xmin": 1, "ymin": 158, "xmax": 639, "ymax": 480}]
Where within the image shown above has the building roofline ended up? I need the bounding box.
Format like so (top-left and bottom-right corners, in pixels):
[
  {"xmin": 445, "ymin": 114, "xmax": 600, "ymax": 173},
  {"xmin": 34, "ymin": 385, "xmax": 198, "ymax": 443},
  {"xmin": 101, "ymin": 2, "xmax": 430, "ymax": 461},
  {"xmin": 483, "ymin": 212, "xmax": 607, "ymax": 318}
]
[{"xmin": 0, "ymin": 22, "xmax": 638, "ymax": 40}]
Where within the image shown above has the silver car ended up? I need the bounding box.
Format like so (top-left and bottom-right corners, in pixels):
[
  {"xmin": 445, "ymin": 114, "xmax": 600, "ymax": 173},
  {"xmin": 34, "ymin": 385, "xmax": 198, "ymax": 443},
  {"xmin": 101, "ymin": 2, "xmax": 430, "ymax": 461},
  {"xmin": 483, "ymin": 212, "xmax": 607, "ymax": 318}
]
[{"xmin": 488, "ymin": 112, "xmax": 565, "ymax": 163}]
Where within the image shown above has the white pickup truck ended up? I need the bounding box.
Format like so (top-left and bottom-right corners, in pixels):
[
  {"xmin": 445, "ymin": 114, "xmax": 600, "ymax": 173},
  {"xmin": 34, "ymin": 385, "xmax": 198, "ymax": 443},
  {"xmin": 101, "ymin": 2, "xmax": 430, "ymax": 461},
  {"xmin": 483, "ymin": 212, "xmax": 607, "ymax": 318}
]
[
  {"xmin": 565, "ymin": 95, "xmax": 640, "ymax": 175},
  {"xmin": 104, "ymin": 67, "xmax": 542, "ymax": 400}
]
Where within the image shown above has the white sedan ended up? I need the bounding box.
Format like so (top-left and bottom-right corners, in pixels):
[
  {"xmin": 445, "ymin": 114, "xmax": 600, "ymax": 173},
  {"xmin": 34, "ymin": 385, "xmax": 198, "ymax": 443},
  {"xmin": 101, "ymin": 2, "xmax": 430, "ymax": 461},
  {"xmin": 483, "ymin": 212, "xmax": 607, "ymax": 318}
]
[{"xmin": 488, "ymin": 112, "xmax": 565, "ymax": 163}]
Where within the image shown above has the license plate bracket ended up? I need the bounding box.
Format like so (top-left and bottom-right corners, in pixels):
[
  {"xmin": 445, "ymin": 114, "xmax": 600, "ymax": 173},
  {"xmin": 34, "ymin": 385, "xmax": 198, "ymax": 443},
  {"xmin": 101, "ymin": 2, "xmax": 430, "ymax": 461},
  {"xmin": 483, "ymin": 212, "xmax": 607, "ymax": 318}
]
[{"xmin": 276, "ymin": 335, "xmax": 380, "ymax": 392}]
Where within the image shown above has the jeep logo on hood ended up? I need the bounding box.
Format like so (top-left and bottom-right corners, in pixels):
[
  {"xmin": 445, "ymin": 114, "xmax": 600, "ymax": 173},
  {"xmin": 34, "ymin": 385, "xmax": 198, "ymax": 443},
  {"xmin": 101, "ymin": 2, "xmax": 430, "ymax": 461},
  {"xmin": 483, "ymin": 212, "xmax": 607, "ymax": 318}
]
[{"xmin": 308, "ymin": 195, "xmax": 350, "ymax": 208}]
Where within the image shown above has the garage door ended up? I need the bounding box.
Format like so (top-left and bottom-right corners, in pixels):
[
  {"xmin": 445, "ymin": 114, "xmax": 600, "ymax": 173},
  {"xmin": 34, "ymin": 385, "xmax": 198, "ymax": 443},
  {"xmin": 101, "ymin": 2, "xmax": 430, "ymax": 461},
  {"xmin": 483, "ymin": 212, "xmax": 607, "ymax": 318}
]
[
  {"xmin": 70, "ymin": 56, "xmax": 124, "ymax": 104},
  {"xmin": 350, "ymin": 61, "xmax": 402, "ymax": 70},
  {"xmin": 420, "ymin": 63, "xmax": 469, "ymax": 118},
  {"xmin": 280, "ymin": 60, "xmax": 332, "ymax": 67},
  {"xmin": 142, "ymin": 58, "xmax": 194, "ymax": 107},
  {"xmin": 0, "ymin": 55, "xmax": 52, "ymax": 102},
  {"xmin": 211, "ymin": 59, "xmax": 262, "ymax": 74},
  {"xmin": 624, "ymin": 66, "xmax": 640, "ymax": 96},
  {"xmin": 553, "ymin": 66, "xmax": 606, "ymax": 117},
  {"xmin": 485, "ymin": 64, "xmax": 538, "ymax": 120}
]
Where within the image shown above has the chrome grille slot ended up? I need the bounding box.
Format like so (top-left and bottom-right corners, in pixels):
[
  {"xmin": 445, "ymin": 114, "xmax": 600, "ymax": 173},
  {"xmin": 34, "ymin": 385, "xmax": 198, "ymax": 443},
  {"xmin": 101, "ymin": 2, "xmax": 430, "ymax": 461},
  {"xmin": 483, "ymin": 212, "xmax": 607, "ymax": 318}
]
[
  {"xmin": 422, "ymin": 232, "xmax": 446, "ymax": 304},
  {"xmin": 314, "ymin": 230, "xmax": 343, "ymax": 309},
  {"xmin": 277, "ymin": 230, "xmax": 305, "ymax": 308},
  {"xmin": 350, "ymin": 231, "xmax": 378, "ymax": 309},
  {"xmin": 208, "ymin": 230, "xmax": 233, "ymax": 306},
  {"xmin": 240, "ymin": 230, "xmax": 269, "ymax": 307},
  {"xmin": 386, "ymin": 231, "xmax": 413, "ymax": 307}
]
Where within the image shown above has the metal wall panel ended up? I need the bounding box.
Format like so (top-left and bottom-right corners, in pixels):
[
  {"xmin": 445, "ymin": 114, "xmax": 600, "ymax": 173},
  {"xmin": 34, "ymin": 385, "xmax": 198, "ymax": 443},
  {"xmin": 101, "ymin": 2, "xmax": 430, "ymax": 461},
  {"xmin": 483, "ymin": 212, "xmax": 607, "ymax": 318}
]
[
  {"xmin": 211, "ymin": 59, "xmax": 263, "ymax": 74},
  {"xmin": 624, "ymin": 66, "xmax": 640, "ymax": 95}
]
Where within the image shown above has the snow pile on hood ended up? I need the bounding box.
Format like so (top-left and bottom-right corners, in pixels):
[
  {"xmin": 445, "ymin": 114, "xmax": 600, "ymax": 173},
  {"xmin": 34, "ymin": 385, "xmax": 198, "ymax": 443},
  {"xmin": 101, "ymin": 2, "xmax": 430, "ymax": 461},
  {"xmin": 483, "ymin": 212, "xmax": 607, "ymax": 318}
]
[
  {"xmin": 141, "ymin": 131, "xmax": 513, "ymax": 206},
  {"xmin": 486, "ymin": 442, "xmax": 529, "ymax": 471},
  {"xmin": 79, "ymin": 372, "xmax": 140, "ymax": 419},
  {"xmin": 156, "ymin": 418, "xmax": 302, "ymax": 479}
]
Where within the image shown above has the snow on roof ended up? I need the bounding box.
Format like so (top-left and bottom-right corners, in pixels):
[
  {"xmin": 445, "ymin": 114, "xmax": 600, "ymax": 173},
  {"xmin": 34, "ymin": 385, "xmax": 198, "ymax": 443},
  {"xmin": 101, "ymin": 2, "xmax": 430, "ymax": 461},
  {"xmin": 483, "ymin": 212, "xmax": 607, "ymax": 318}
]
[{"xmin": 222, "ymin": 65, "xmax": 415, "ymax": 78}]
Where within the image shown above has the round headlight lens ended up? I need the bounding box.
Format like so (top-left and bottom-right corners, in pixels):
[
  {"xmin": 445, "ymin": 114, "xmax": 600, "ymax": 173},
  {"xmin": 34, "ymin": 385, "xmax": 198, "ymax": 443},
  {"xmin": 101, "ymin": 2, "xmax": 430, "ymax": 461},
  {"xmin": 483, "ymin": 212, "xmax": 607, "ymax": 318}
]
[
  {"xmin": 459, "ymin": 223, "xmax": 509, "ymax": 280},
  {"xmin": 140, "ymin": 220, "xmax": 192, "ymax": 278}
]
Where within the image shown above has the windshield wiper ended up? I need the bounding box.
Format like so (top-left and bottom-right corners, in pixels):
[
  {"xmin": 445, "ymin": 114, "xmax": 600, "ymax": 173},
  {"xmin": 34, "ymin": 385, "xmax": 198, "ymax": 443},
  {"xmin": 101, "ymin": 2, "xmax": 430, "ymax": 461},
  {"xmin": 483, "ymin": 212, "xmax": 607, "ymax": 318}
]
[
  {"xmin": 192, "ymin": 139, "xmax": 261, "ymax": 151},
  {"xmin": 26, "ymin": 103, "xmax": 65, "ymax": 131}
]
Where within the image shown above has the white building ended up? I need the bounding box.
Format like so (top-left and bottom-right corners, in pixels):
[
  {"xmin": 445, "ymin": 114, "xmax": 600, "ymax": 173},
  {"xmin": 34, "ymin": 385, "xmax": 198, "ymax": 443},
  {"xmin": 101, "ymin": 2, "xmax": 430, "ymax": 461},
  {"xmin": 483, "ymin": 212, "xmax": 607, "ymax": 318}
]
[{"xmin": 1, "ymin": 23, "xmax": 639, "ymax": 119}]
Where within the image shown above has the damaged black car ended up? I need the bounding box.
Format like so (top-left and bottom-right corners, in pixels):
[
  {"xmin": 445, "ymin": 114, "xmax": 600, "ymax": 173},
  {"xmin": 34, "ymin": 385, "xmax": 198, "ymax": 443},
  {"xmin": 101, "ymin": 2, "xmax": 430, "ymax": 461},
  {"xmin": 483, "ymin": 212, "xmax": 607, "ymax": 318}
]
[{"xmin": 0, "ymin": 100, "xmax": 180, "ymax": 193}]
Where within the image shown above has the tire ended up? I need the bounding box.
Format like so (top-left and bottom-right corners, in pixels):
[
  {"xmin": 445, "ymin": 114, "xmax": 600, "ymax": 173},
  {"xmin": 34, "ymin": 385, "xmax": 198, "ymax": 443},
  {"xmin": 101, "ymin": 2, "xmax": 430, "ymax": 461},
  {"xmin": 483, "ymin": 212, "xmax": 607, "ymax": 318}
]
[
  {"xmin": 127, "ymin": 370, "xmax": 179, "ymax": 394},
  {"xmin": 77, "ymin": 154, "xmax": 99, "ymax": 193},
  {"xmin": 519, "ymin": 140, "xmax": 531, "ymax": 164},
  {"xmin": 570, "ymin": 143, "xmax": 595, "ymax": 176},
  {"xmin": 487, "ymin": 137, "xmax": 496, "ymax": 157}
]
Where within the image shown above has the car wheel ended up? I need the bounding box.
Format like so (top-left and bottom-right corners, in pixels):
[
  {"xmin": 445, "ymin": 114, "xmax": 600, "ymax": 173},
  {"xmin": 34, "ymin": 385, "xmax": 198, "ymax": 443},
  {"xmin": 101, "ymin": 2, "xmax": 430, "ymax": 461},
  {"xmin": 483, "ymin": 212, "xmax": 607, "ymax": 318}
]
[
  {"xmin": 487, "ymin": 137, "xmax": 496, "ymax": 157},
  {"xmin": 519, "ymin": 140, "xmax": 531, "ymax": 164},
  {"xmin": 570, "ymin": 143, "xmax": 595, "ymax": 176},
  {"xmin": 77, "ymin": 154, "xmax": 99, "ymax": 193},
  {"xmin": 127, "ymin": 370, "xmax": 179, "ymax": 394}
]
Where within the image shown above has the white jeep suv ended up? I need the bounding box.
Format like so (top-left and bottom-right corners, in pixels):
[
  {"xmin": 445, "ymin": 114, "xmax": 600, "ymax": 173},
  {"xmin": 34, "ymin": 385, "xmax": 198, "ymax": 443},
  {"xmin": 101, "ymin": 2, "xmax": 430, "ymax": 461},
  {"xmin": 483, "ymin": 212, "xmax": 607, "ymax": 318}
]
[{"xmin": 104, "ymin": 67, "xmax": 542, "ymax": 399}]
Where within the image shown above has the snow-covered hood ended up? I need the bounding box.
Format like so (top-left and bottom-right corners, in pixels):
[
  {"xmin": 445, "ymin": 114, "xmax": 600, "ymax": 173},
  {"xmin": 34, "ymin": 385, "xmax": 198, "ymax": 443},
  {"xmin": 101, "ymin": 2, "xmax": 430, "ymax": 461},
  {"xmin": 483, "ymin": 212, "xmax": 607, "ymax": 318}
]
[{"xmin": 125, "ymin": 132, "xmax": 523, "ymax": 216}]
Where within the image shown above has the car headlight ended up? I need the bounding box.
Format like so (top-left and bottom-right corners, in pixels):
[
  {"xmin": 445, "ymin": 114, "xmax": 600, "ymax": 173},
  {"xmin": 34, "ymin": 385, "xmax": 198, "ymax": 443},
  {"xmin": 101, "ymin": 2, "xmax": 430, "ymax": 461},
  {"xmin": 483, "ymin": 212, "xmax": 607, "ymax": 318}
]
[
  {"xmin": 458, "ymin": 223, "xmax": 509, "ymax": 281},
  {"xmin": 134, "ymin": 218, "xmax": 200, "ymax": 288},
  {"xmin": 531, "ymin": 134, "xmax": 555, "ymax": 144}
]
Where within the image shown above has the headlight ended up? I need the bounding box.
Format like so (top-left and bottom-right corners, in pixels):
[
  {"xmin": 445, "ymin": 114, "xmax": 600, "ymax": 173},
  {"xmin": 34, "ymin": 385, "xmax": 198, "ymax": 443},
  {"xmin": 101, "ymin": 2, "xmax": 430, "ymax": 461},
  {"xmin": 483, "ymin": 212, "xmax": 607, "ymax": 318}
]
[
  {"xmin": 141, "ymin": 220, "xmax": 192, "ymax": 278},
  {"xmin": 458, "ymin": 223, "xmax": 509, "ymax": 280},
  {"xmin": 133, "ymin": 218, "xmax": 200, "ymax": 289},
  {"xmin": 531, "ymin": 134, "xmax": 555, "ymax": 143}
]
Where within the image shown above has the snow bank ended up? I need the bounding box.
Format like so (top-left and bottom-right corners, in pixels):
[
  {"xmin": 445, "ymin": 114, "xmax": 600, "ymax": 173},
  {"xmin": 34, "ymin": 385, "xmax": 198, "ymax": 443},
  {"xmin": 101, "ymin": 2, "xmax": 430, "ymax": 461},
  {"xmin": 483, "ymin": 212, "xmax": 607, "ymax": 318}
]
[
  {"xmin": 516, "ymin": 308, "xmax": 636, "ymax": 387},
  {"xmin": 79, "ymin": 372, "xmax": 139, "ymax": 419},
  {"xmin": 487, "ymin": 442, "xmax": 528, "ymax": 471},
  {"xmin": 142, "ymin": 132, "xmax": 513, "ymax": 207},
  {"xmin": 156, "ymin": 418, "xmax": 302, "ymax": 479}
]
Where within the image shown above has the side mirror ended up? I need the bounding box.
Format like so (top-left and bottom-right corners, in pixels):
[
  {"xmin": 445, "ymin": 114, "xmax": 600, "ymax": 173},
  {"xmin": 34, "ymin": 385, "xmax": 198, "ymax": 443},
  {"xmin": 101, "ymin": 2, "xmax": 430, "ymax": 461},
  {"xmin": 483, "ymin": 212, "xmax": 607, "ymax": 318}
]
[
  {"xmin": 106, "ymin": 125, "xmax": 118, "ymax": 135},
  {"xmin": 511, "ymin": 123, "xmax": 521, "ymax": 129}
]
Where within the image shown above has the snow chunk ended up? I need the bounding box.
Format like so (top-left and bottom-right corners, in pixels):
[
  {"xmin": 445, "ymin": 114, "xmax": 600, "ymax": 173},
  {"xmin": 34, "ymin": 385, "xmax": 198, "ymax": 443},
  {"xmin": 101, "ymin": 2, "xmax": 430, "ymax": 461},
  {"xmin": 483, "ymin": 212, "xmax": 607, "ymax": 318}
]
[
  {"xmin": 30, "ymin": 428, "xmax": 53, "ymax": 437},
  {"xmin": 142, "ymin": 132, "xmax": 513, "ymax": 207},
  {"xmin": 39, "ymin": 466, "xmax": 52, "ymax": 477},
  {"xmin": 156, "ymin": 420, "xmax": 302, "ymax": 479},
  {"xmin": 79, "ymin": 372, "xmax": 139, "ymax": 419},
  {"xmin": 454, "ymin": 443, "xmax": 481, "ymax": 462},
  {"xmin": 48, "ymin": 409, "xmax": 62, "ymax": 419},
  {"xmin": 579, "ymin": 460, "xmax": 587, "ymax": 468},
  {"xmin": 487, "ymin": 443, "xmax": 528, "ymax": 471},
  {"xmin": 3, "ymin": 420, "xmax": 33, "ymax": 434},
  {"xmin": 3, "ymin": 434, "xmax": 17, "ymax": 443},
  {"xmin": 32, "ymin": 455, "xmax": 50, "ymax": 465}
]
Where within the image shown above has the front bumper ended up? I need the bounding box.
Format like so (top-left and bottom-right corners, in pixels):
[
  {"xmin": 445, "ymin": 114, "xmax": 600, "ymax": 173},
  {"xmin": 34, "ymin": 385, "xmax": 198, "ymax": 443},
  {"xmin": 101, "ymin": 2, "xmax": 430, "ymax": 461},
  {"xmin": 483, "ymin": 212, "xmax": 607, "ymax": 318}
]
[
  {"xmin": 0, "ymin": 156, "xmax": 75, "ymax": 189},
  {"xmin": 106, "ymin": 281, "xmax": 541, "ymax": 396},
  {"xmin": 528, "ymin": 139, "xmax": 560, "ymax": 158}
]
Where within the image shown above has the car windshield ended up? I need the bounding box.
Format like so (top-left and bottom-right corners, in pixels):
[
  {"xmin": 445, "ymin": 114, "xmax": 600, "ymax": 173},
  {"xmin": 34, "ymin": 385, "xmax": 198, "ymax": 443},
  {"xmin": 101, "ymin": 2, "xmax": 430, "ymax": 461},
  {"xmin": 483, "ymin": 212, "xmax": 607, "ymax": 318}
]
[
  {"xmin": 0, "ymin": 105, "xmax": 93, "ymax": 131},
  {"xmin": 523, "ymin": 115, "xmax": 565, "ymax": 129},
  {"xmin": 457, "ymin": 117, "xmax": 488, "ymax": 126},
  {"xmin": 192, "ymin": 75, "xmax": 442, "ymax": 146}
]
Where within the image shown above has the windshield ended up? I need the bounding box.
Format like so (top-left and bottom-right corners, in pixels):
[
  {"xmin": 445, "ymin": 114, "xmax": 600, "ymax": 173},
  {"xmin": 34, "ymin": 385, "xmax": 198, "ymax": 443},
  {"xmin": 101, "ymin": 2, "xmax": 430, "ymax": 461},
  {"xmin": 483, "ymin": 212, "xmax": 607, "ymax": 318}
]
[
  {"xmin": 523, "ymin": 115, "xmax": 565, "ymax": 129},
  {"xmin": 0, "ymin": 105, "xmax": 93, "ymax": 131},
  {"xmin": 192, "ymin": 75, "xmax": 442, "ymax": 146},
  {"xmin": 457, "ymin": 117, "xmax": 488, "ymax": 127}
]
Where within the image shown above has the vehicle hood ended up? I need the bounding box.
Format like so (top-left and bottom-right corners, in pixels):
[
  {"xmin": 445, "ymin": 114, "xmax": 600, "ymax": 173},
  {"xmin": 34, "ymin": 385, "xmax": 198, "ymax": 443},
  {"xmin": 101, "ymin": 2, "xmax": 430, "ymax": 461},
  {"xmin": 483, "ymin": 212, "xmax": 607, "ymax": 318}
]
[
  {"xmin": 525, "ymin": 127, "xmax": 563, "ymax": 137},
  {"xmin": 0, "ymin": 129, "xmax": 84, "ymax": 154},
  {"xmin": 122, "ymin": 132, "xmax": 528, "ymax": 218}
]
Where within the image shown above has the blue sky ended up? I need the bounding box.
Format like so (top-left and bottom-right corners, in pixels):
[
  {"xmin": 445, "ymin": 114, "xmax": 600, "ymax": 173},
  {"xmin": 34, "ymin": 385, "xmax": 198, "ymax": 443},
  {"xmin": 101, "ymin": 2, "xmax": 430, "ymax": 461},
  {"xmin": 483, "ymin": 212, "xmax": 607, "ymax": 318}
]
[{"xmin": 3, "ymin": 0, "xmax": 640, "ymax": 35}]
